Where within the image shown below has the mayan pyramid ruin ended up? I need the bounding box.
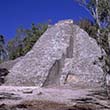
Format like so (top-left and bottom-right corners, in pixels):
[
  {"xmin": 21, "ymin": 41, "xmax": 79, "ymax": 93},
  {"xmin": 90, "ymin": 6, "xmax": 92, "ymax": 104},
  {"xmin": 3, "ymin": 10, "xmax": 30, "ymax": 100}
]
[{"xmin": 3, "ymin": 20, "xmax": 104, "ymax": 88}]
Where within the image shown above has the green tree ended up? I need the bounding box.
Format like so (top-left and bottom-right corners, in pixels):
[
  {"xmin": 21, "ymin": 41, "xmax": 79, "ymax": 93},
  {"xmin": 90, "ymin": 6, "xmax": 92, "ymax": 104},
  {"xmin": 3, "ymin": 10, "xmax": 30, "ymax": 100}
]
[
  {"xmin": 0, "ymin": 35, "xmax": 8, "ymax": 62},
  {"xmin": 7, "ymin": 28, "xmax": 25, "ymax": 59},
  {"xmin": 77, "ymin": 19, "xmax": 97, "ymax": 38},
  {"xmin": 7, "ymin": 23, "xmax": 48, "ymax": 60},
  {"xmin": 22, "ymin": 23, "xmax": 48, "ymax": 54},
  {"xmin": 75, "ymin": 0, "xmax": 110, "ymax": 28}
]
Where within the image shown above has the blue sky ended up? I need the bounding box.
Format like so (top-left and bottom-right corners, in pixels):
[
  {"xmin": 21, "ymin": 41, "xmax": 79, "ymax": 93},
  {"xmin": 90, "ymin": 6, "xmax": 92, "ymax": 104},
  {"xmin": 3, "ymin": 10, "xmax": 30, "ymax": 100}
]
[{"xmin": 0, "ymin": 0, "xmax": 93, "ymax": 41}]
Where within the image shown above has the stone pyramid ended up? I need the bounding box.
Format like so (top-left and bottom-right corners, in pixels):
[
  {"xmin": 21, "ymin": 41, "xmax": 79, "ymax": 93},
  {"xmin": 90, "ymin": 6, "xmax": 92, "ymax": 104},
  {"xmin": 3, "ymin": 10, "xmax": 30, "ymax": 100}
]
[{"xmin": 4, "ymin": 20, "xmax": 104, "ymax": 87}]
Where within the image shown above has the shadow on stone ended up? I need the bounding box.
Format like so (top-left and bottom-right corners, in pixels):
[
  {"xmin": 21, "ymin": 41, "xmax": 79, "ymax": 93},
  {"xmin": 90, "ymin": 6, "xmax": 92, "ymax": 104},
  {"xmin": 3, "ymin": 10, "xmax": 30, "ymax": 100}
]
[{"xmin": 0, "ymin": 68, "xmax": 9, "ymax": 85}]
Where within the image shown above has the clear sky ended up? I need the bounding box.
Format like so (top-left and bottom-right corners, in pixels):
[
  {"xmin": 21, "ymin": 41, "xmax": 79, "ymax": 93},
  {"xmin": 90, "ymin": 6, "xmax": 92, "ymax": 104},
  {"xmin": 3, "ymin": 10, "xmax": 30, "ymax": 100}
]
[{"xmin": 0, "ymin": 0, "xmax": 93, "ymax": 41}]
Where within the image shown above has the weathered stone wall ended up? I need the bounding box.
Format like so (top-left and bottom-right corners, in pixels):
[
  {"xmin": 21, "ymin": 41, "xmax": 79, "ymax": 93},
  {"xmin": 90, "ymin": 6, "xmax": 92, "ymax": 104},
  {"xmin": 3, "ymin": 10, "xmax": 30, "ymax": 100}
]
[
  {"xmin": 60, "ymin": 25, "xmax": 103, "ymax": 87},
  {"xmin": 4, "ymin": 20, "xmax": 104, "ymax": 87}
]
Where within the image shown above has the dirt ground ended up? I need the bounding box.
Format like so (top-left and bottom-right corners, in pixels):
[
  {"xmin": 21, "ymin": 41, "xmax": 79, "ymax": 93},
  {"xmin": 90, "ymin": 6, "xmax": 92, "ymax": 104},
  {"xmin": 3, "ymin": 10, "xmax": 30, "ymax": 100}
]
[{"xmin": 0, "ymin": 86, "xmax": 110, "ymax": 110}]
